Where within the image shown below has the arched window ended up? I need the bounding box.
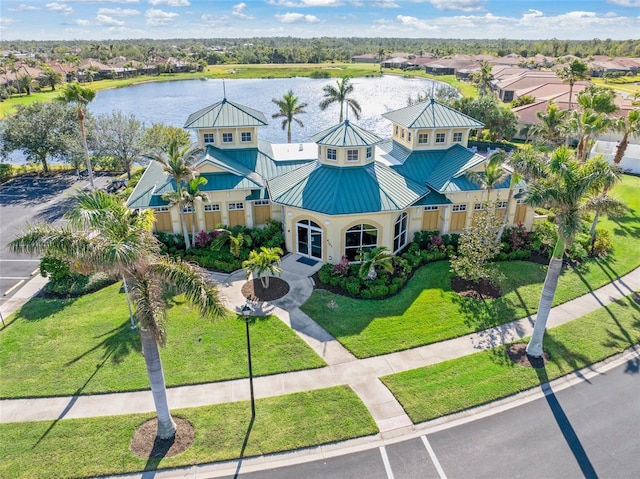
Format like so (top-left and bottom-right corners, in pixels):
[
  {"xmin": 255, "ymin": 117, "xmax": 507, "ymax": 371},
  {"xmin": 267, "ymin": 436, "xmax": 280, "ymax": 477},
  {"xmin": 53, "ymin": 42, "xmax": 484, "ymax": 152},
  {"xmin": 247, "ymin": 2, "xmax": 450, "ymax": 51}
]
[
  {"xmin": 393, "ymin": 212, "xmax": 408, "ymax": 253},
  {"xmin": 345, "ymin": 223, "xmax": 378, "ymax": 261}
]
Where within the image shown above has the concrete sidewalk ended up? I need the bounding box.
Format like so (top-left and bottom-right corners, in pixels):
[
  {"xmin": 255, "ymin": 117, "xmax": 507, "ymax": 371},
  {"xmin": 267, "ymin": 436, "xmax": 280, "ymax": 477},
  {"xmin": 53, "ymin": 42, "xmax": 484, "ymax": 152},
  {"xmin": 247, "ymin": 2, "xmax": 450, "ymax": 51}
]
[{"xmin": 1, "ymin": 255, "xmax": 640, "ymax": 438}]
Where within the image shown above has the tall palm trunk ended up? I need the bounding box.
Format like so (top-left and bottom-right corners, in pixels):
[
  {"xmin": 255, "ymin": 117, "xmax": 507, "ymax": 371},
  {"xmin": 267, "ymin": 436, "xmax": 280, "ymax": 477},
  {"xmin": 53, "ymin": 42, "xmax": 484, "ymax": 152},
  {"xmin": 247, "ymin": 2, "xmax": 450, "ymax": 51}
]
[
  {"xmin": 613, "ymin": 133, "xmax": 629, "ymax": 165},
  {"xmin": 526, "ymin": 238, "xmax": 566, "ymax": 357},
  {"xmin": 177, "ymin": 200, "xmax": 190, "ymax": 249},
  {"xmin": 191, "ymin": 209, "xmax": 197, "ymax": 248},
  {"xmin": 77, "ymin": 107, "xmax": 95, "ymax": 189},
  {"xmin": 140, "ymin": 327, "xmax": 176, "ymax": 439}
]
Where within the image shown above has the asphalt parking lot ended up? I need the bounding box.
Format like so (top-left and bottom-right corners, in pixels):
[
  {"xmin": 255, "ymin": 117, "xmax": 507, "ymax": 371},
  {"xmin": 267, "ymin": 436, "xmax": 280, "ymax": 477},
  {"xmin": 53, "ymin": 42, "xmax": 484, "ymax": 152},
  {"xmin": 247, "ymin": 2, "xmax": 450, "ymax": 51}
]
[{"xmin": 0, "ymin": 173, "xmax": 116, "ymax": 303}]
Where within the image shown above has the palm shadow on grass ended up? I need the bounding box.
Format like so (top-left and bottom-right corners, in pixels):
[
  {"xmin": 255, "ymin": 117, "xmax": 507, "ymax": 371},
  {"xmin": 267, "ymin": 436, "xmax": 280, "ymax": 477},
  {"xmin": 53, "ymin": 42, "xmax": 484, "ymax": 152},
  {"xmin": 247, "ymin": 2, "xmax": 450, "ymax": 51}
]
[
  {"xmin": 31, "ymin": 319, "xmax": 140, "ymax": 449},
  {"xmin": 12, "ymin": 295, "xmax": 78, "ymax": 322}
]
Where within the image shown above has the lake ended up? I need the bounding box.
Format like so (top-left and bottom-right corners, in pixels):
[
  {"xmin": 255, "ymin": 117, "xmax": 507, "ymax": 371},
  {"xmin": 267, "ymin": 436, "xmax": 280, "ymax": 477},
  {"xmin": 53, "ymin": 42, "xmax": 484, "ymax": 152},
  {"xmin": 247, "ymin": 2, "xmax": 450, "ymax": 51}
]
[{"xmin": 88, "ymin": 75, "xmax": 445, "ymax": 144}]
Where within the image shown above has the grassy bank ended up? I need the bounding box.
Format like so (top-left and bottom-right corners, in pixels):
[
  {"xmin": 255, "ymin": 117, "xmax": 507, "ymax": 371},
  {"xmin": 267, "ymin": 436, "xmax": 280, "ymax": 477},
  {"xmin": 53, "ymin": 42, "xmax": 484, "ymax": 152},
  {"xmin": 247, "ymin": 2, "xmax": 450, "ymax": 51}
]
[
  {"xmin": 0, "ymin": 386, "xmax": 377, "ymax": 479},
  {"xmin": 382, "ymin": 293, "xmax": 640, "ymax": 423},
  {"xmin": 0, "ymin": 282, "xmax": 325, "ymax": 398}
]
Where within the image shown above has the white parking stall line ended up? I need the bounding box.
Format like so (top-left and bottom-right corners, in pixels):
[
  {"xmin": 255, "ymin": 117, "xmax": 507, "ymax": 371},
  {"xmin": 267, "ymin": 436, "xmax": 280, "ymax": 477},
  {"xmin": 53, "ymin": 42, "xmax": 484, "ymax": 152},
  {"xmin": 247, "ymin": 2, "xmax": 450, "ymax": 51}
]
[
  {"xmin": 421, "ymin": 435, "xmax": 448, "ymax": 479},
  {"xmin": 379, "ymin": 446, "xmax": 395, "ymax": 479}
]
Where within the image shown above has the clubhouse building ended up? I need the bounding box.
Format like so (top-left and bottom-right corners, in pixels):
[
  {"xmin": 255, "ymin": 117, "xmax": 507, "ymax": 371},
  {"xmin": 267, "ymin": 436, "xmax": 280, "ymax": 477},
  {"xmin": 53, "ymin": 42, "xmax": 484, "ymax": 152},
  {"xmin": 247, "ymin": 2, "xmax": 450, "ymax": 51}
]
[{"xmin": 127, "ymin": 97, "xmax": 534, "ymax": 264}]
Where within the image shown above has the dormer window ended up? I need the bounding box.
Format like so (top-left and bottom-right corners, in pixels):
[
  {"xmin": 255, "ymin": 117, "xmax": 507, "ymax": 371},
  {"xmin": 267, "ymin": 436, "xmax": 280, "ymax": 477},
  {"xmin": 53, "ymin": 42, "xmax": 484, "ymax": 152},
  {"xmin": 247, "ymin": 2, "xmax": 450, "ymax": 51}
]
[
  {"xmin": 408, "ymin": 132, "xmax": 412, "ymax": 142},
  {"xmin": 418, "ymin": 133, "xmax": 429, "ymax": 144},
  {"xmin": 395, "ymin": 125, "xmax": 399, "ymax": 135},
  {"xmin": 347, "ymin": 149, "xmax": 359, "ymax": 162},
  {"xmin": 223, "ymin": 133, "xmax": 233, "ymax": 143},
  {"xmin": 436, "ymin": 133, "xmax": 446, "ymax": 144},
  {"xmin": 453, "ymin": 132, "xmax": 463, "ymax": 142},
  {"xmin": 327, "ymin": 148, "xmax": 337, "ymax": 161},
  {"xmin": 366, "ymin": 147, "xmax": 372, "ymax": 159},
  {"xmin": 401, "ymin": 129, "xmax": 405, "ymax": 139},
  {"xmin": 241, "ymin": 132, "xmax": 252, "ymax": 142},
  {"xmin": 203, "ymin": 133, "xmax": 214, "ymax": 144}
]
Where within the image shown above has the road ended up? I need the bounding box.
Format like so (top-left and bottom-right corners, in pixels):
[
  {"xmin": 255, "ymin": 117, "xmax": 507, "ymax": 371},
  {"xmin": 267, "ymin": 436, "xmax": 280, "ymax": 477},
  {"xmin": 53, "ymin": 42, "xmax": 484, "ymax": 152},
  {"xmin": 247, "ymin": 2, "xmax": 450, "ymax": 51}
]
[
  {"xmin": 0, "ymin": 174, "xmax": 114, "ymax": 305},
  {"xmin": 230, "ymin": 357, "xmax": 640, "ymax": 479}
]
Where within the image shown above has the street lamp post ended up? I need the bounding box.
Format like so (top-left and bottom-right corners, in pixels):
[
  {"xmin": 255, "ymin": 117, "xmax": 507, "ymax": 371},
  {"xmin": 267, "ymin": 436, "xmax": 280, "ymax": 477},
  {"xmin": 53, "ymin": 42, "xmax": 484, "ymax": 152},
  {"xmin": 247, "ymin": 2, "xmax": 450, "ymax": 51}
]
[{"xmin": 241, "ymin": 303, "xmax": 255, "ymax": 418}]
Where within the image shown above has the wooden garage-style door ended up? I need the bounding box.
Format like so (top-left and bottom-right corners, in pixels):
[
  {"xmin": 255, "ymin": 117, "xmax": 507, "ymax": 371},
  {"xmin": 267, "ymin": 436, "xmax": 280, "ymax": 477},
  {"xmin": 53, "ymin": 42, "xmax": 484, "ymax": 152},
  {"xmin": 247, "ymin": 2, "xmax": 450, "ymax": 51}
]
[
  {"xmin": 228, "ymin": 202, "xmax": 245, "ymax": 227},
  {"xmin": 422, "ymin": 206, "xmax": 440, "ymax": 230},
  {"xmin": 253, "ymin": 200, "xmax": 271, "ymax": 226},
  {"xmin": 153, "ymin": 207, "xmax": 173, "ymax": 233},
  {"xmin": 450, "ymin": 204, "xmax": 467, "ymax": 231},
  {"xmin": 204, "ymin": 203, "xmax": 222, "ymax": 230}
]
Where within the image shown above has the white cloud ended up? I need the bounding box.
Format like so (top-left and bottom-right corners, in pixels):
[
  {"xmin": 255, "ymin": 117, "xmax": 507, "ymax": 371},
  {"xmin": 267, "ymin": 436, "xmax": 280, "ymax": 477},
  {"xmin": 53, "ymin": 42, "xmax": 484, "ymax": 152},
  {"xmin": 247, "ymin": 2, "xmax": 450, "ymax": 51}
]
[
  {"xmin": 75, "ymin": 19, "xmax": 91, "ymax": 26},
  {"xmin": 373, "ymin": 1, "xmax": 399, "ymax": 7},
  {"xmin": 65, "ymin": 0, "xmax": 139, "ymax": 3},
  {"xmin": 267, "ymin": 0, "xmax": 342, "ymax": 7},
  {"xmin": 232, "ymin": 3, "xmax": 254, "ymax": 20},
  {"xmin": 96, "ymin": 14, "xmax": 126, "ymax": 26},
  {"xmin": 46, "ymin": 3, "xmax": 74, "ymax": 15},
  {"xmin": 428, "ymin": 0, "xmax": 484, "ymax": 12},
  {"xmin": 148, "ymin": 0, "xmax": 190, "ymax": 6},
  {"xmin": 97, "ymin": 8, "xmax": 141, "ymax": 16},
  {"xmin": 8, "ymin": 4, "xmax": 41, "ymax": 11},
  {"xmin": 145, "ymin": 8, "xmax": 179, "ymax": 26},
  {"xmin": 607, "ymin": 0, "xmax": 640, "ymax": 6},
  {"xmin": 275, "ymin": 12, "xmax": 321, "ymax": 23},
  {"xmin": 395, "ymin": 14, "xmax": 437, "ymax": 31},
  {"xmin": 201, "ymin": 13, "xmax": 231, "ymax": 27}
]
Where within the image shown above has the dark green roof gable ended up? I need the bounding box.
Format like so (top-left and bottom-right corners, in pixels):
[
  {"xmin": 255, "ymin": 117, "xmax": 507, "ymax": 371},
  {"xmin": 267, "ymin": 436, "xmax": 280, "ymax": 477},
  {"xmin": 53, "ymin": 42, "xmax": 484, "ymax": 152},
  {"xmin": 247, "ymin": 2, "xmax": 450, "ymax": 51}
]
[
  {"xmin": 311, "ymin": 120, "xmax": 382, "ymax": 147},
  {"xmin": 268, "ymin": 161, "xmax": 428, "ymax": 215},
  {"xmin": 382, "ymin": 98, "xmax": 484, "ymax": 129},
  {"xmin": 184, "ymin": 98, "xmax": 268, "ymax": 129},
  {"xmin": 126, "ymin": 160, "xmax": 170, "ymax": 209}
]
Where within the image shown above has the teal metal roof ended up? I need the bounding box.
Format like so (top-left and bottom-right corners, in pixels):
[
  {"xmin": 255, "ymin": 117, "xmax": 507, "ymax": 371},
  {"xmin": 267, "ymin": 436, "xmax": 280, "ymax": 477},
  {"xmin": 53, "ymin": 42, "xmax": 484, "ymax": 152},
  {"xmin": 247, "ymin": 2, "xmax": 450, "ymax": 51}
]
[
  {"xmin": 184, "ymin": 98, "xmax": 268, "ymax": 129},
  {"xmin": 268, "ymin": 161, "xmax": 428, "ymax": 215},
  {"xmin": 311, "ymin": 120, "xmax": 382, "ymax": 147},
  {"xmin": 382, "ymin": 98, "xmax": 484, "ymax": 129},
  {"xmin": 393, "ymin": 144, "xmax": 488, "ymax": 193},
  {"xmin": 413, "ymin": 187, "xmax": 451, "ymax": 206},
  {"xmin": 126, "ymin": 160, "xmax": 171, "ymax": 209}
]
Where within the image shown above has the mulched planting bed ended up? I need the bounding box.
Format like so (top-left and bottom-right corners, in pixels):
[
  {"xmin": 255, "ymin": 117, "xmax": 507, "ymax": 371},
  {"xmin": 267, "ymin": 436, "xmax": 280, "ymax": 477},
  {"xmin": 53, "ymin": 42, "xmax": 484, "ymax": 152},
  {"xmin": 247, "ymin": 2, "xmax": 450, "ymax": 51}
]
[
  {"xmin": 507, "ymin": 343, "xmax": 549, "ymax": 369},
  {"xmin": 450, "ymin": 276, "xmax": 502, "ymax": 299},
  {"xmin": 241, "ymin": 277, "xmax": 290, "ymax": 302},
  {"xmin": 130, "ymin": 417, "xmax": 194, "ymax": 458}
]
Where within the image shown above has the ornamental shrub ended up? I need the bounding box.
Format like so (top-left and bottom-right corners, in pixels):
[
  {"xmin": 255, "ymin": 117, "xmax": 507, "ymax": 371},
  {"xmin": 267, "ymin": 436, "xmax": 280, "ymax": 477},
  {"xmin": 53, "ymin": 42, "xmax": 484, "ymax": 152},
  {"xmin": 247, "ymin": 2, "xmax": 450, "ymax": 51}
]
[{"xmin": 588, "ymin": 229, "xmax": 613, "ymax": 257}]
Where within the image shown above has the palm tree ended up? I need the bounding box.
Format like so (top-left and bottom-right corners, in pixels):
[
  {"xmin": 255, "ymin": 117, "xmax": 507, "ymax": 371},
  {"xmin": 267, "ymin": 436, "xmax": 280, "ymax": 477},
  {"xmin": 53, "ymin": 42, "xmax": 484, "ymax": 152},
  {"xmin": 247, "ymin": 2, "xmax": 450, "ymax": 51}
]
[
  {"xmin": 465, "ymin": 150, "xmax": 509, "ymax": 200},
  {"xmin": 586, "ymin": 156, "xmax": 626, "ymax": 243},
  {"xmin": 271, "ymin": 90, "xmax": 308, "ymax": 143},
  {"xmin": 183, "ymin": 176, "xmax": 208, "ymax": 248},
  {"xmin": 357, "ymin": 246, "xmax": 394, "ymax": 281},
  {"xmin": 557, "ymin": 59, "xmax": 588, "ymax": 112},
  {"xmin": 213, "ymin": 228, "xmax": 252, "ymax": 258},
  {"xmin": 522, "ymin": 146, "xmax": 620, "ymax": 357},
  {"xmin": 16, "ymin": 73, "xmax": 33, "ymax": 96},
  {"xmin": 42, "ymin": 67, "xmax": 63, "ymax": 91},
  {"xmin": 58, "ymin": 81, "xmax": 97, "ymax": 189},
  {"xmin": 378, "ymin": 47, "xmax": 385, "ymax": 73},
  {"xmin": 157, "ymin": 140, "xmax": 202, "ymax": 249},
  {"xmin": 565, "ymin": 109, "xmax": 611, "ymax": 161},
  {"xmin": 8, "ymin": 190, "xmax": 224, "ymax": 439},
  {"xmin": 471, "ymin": 61, "xmax": 494, "ymax": 96},
  {"xmin": 242, "ymin": 246, "xmax": 283, "ymax": 288},
  {"xmin": 576, "ymin": 85, "xmax": 618, "ymax": 115},
  {"xmin": 613, "ymin": 109, "xmax": 640, "ymax": 165},
  {"xmin": 319, "ymin": 76, "xmax": 361, "ymax": 123},
  {"xmin": 530, "ymin": 103, "xmax": 568, "ymax": 146}
]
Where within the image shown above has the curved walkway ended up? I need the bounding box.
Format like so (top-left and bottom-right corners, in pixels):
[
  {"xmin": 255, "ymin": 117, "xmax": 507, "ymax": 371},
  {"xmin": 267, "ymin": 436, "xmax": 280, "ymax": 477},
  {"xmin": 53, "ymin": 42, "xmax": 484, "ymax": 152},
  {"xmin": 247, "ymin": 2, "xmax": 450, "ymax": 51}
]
[{"xmin": 2, "ymin": 254, "xmax": 640, "ymax": 436}]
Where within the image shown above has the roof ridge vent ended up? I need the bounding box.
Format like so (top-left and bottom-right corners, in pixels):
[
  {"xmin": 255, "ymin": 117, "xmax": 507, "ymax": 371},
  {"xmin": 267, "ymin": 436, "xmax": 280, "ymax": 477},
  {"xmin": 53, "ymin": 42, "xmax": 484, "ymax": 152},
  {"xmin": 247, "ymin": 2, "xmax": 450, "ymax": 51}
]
[{"xmin": 298, "ymin": 143, "xmax": 303, "ymax": 151}]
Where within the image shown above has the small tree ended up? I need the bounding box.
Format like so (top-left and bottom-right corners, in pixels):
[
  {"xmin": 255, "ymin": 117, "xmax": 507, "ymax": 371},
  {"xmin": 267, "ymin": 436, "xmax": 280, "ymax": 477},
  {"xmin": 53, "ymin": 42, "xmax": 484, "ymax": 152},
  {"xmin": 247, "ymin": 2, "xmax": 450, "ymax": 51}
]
[
  {"xmin": 213, "ymin": 228, "xmax": 252, "ymax": 258},
  {"xmin": 450, "ymin": 201, "xmax": 503, "ymax": 284},
  {"xmin": 242, "ymin": 246, "xmax": 283, "ymax": 288},
  {"xmin": 272, "ymin": 90, "xmax": 308, "ymax": 143},
  {"xmin": 357, "ymin": 246, "xmax": 394, "ymax": 281}
]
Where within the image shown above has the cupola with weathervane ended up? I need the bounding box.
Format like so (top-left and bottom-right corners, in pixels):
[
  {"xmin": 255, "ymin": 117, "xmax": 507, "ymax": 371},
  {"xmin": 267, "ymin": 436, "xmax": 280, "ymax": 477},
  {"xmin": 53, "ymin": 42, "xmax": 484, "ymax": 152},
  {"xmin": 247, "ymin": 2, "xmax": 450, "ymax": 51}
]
[
  {"xmin": 183, "ymin": 97, "xmax": 268, "ymax": 150},
  {"xmin": 311, "ymin": 119, "xmax": 383, "ymax": 166},
  {"xmin": 382, "ymin": 98, "xmax": 484, "ymax": 151}
]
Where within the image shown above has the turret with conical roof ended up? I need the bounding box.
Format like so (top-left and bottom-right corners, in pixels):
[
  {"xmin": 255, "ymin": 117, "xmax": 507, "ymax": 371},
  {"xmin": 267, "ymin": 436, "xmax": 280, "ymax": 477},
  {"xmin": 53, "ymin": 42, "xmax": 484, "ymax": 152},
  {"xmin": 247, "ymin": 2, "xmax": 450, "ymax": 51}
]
[
  {"xmin": 184, "ymin": 97, "xmax": 268, "ymax": 149},
  {"xmin": 382, "ymin": 98, "xmax": 484, "ymax": 151},
  {"xmin": 311, "ymin": 119, "xmax": 382, "ymax": 166}
]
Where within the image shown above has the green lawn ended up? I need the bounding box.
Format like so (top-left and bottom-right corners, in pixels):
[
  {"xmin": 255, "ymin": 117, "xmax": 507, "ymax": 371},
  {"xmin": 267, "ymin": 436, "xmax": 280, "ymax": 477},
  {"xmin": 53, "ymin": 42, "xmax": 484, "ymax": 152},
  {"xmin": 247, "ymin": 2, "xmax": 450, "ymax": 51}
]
[
  {"xmin": 301, "ymin": 175, "xmax": 640, "ymax": 358},
  {"xmin": 0, "ymin": 282, "xmax": 325, "ymax": 398},
  {"xmin": 0, "ymin": 386, "xmax": 378, "ymax": 479},
  {"xmin": 381, "ymin": 293, "xmax": 640, "ymax": 423}
]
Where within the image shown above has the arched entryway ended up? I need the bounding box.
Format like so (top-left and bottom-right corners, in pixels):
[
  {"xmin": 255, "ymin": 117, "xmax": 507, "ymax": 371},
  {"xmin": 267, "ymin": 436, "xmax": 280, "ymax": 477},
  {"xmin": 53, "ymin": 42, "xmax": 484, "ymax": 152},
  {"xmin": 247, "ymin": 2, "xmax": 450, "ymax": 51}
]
[{"xmin": 296, "ymin": 219, "xmax": 323, "ymax": 260}]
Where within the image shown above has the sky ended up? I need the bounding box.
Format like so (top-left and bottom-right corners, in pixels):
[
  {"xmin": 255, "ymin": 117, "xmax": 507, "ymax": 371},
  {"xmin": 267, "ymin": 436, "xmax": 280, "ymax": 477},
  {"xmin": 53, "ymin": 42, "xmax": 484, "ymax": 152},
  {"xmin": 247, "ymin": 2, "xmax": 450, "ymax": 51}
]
[{"xmin": 1, "ymin": 0, "xmax": 639, "ymax": 42}]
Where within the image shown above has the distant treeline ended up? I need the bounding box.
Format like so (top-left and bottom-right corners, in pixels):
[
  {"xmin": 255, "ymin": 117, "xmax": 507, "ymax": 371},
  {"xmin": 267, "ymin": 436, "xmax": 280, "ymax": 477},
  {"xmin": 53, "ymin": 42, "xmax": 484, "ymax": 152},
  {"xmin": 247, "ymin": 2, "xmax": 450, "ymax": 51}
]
[{"xmin": 2, "ymin": 37, "xmax": 639, "ymax": 65}]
